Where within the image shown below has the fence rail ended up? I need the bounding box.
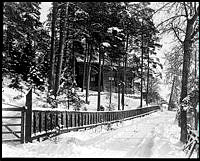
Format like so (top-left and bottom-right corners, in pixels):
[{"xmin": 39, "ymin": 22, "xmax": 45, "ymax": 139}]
[{"xmin": 30, "ymin": 106, "xmax": 160, "ymax": 141}]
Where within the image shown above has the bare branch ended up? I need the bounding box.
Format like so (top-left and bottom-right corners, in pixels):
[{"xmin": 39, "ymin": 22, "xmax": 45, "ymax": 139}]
[
  {"xmin": 158, "ymin": 26, "xmax": 172, "ymax": 35},
  {"xmin": 171, "ymin": 23, "xmax": 184, "ymax": 44},
  {"xmin": 151, "ymin": 2, "xmax": 175, "ymax": 17},
  {"xmin": 183, "ymin": 2, "xmax": 189, "ymax": 20},
  {"xmin": 173, "ymin": 26, "xmax": 186, "ymax": 34},
  {"xmin": 156, "ymin": 15, "xmax": 186, "ymax": 28}
]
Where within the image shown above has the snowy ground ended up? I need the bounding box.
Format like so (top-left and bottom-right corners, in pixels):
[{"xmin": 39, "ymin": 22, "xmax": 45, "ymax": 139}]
[
  {"xmin": 3, "ymin": 109, "xmax": 197, "ymax": 158},
  {"xmin": 78, "ymin": 90, "xmax": 147, "ymax": 111},
  {"xmin": 2, "ymin": 76, "xmax": 146, "ymax": 111},
  {"xmin": 2, "ymin": 77, "xmax": 197, "ymax": 158}
]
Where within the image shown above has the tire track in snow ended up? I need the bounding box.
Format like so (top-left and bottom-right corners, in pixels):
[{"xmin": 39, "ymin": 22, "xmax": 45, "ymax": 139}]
[{"xmin": 72, "ymin": 113, "xmax": 161, "ymax": 157}]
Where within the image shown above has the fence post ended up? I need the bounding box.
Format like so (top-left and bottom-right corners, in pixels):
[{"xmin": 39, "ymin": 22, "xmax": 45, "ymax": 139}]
[
  {"xmin": 25, "ymin": 88, "xmax": 32, "ymax": 143},
  {"xmin": 21, "ymin": 107, "xmax": 25, "ymax": 143}
]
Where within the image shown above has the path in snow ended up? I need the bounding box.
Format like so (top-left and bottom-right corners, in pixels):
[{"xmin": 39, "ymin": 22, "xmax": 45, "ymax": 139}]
[{"xmin": 2, "ymin": 110, "xmax": 187, "ymax": 158}]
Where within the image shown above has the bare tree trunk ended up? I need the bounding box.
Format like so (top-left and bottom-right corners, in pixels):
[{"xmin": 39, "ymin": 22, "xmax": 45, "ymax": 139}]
[
  {"xmin": 86, "ymin": 55, "xmax": 91, "ymax": 104},
  {"xmin": 118, "ymin": 59, "xmax": 121, "ymax": 110},
  {"xmin": 109, "ymin": 60, "xmax": 113, "ymax": 106},
  {"xmin": 72, "ymin": 31, "xmax": 76, "ymax": 86},
  {"xmin": 81, "ymin": 42, "xmax": 88, "ymax": 92},
  {"xmin": 85, "ymin": 43, "xmax": 91, "ymax": 104},
  {"xmin": 48, "ymin": 2, "xmax": 57, "ymax": 94},
  {"xmin": 168, "ymin": 76, "xmax": 176, "ymax": 110},
  {"xmin": 121, "ymin": 34, "xmax": 129, "ymax": 110},
  {"xmin": 97, "ymin": 47, "xmax": 102, "ymax": 110},
  {"xmin": 140, "ymin": 29, "xmax": 144, "ymax": 108},
  {"xmin": 146, "ymin": 47, "xmax": 150, "ymax": 106},
  {"xmin": 102, "ymin": 52, "xmax": 105, "ymax": 92},
  {"xmin": 54, "ymin": 3, "xmax": 68, "ymax": 99},
  {"xmin": 179, "ymin": 4, "xmax": 199, "ymax": 143},
  {"xmin": 194, "ymin": 50, "xmax": 198, "ymax": 130},
  {"xmin": 124, "ymin": 34, "xmax": 129, "ymax": 95},
  {"xmin": 180, "ymin": 27, "xmax": 192, "ymax": 143},
  {"xmin": 121, "ymin": 60, "xmax": 125, "ymax": 110}
]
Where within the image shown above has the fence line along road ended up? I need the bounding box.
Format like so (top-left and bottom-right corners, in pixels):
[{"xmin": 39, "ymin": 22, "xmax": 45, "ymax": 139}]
[
  {"xmin": 30, "ymin": 106, "xmax": 160, "ymax": 142},
  {"xmin": 2, "ymin": 88, "xmax": 160, "ymax": 143}
]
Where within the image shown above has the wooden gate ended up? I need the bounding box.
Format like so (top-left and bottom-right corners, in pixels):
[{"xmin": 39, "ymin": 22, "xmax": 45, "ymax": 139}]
[{"xmin": 2, "ymin": 105, "xmax": 25, "ymax": 143}]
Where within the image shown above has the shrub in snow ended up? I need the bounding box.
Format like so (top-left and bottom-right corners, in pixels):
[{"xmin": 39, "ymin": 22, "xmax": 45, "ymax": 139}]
[
  {"xmin": 8, "ymin": 77, "xmax": 23, "ymax": 91},
  {"xmin": 97, "ymin": 105, "xmax": 105, "ymax": 111},
  {"xmin": 82, "ymin": 106, "xmax": 88, "ymax": 111},
  {"xmin": 106, "ymin": 103, "xmax": 115, "ymax": 111}
]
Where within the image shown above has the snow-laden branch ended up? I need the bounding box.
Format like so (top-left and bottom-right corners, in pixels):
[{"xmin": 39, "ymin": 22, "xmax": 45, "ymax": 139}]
[{"xmin": 156, "ymin": 15, "xmax": 186, "ymax": 28}]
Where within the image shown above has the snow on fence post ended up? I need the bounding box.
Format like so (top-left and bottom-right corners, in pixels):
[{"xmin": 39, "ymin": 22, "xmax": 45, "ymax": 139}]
[{"xmin": 25, "ymin": 88, "xmax": 32, "ymax": 143}]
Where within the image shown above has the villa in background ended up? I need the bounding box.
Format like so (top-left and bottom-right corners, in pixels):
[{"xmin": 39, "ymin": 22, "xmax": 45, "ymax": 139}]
[{"xmin": 75, "ymin": 59, "xmax": 141, "ymax": 95}]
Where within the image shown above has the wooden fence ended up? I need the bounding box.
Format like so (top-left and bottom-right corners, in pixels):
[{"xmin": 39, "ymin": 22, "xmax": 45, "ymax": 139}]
[
  {"xmin": 184, "ymin": 124, "xmax": 199, "ymax": 158},
  {"xmin": 2, "ymin": 88, "xmax": 160, "ymax": 143},
  {"xmin": 29, "ymin": 106, "xmax": 160, "ymax": 141}
]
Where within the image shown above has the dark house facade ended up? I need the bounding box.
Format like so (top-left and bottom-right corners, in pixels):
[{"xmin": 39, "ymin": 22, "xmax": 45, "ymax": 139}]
[{"xmin": 76, "ymin": 61, "xmax": 140, "ymax": 94}]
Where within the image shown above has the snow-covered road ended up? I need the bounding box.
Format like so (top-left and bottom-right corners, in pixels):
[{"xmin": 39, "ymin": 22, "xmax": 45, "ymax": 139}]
[{"xmin": 2, "ymin": 110, "xmax": 189, "ymax": 158}]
